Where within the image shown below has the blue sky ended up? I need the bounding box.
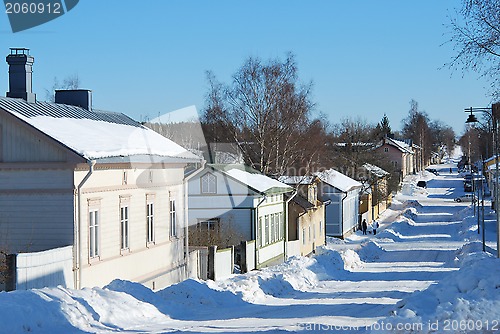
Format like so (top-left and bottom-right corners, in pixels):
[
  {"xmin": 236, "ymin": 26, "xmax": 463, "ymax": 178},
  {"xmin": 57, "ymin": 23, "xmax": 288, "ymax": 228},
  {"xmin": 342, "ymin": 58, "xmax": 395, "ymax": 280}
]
[{"xmin": 0, "ymin": 0, "xmax": 493, "ymax": 134}]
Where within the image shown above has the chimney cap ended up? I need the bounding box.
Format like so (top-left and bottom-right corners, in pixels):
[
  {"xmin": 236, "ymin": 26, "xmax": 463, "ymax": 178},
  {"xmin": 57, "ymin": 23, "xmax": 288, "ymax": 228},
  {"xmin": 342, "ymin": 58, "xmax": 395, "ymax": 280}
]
[{"xmin": 9, "ymin": 48, "xmax": 30, "ymax": 56}]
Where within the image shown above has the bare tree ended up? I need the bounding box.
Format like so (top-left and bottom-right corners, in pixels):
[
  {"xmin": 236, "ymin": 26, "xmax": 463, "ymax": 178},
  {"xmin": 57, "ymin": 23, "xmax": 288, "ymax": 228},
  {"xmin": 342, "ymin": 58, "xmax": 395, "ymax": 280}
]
[
  {"xmin": 188, "ymin": 217, "xmax": 244, "ymax": 249},
  {"xmin": 402, "ymin": 100, "xmax": 432, "ymax": 169},
  {"xmin": 446, "ymin": 0, "xmax": 500, "ymax": 98},
  {"xmin": 44, "ymin": 74, "xmax": 81, "ymax": 102},
  {"xmin": 429, "ymin": 120, "xmax": 457, "ymax": 159},
  {"xmin": 202, "ymin": 53, "xmax": 319, "ymax": 176},
  {"xmin": 328, "ymin": 117, "xmax": 377, "ymax": 176}
]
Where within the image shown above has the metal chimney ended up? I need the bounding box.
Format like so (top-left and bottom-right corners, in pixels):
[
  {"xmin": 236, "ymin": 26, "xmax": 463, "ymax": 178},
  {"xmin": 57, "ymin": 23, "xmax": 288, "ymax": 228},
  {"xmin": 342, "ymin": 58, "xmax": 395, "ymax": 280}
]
[
  {"xmin": 55, "ymin": 89, "xmax": 92, "ymax": 111},
  {"xmin": 6, "ymin": 48, "xmax": 36, "ymax": 103}
]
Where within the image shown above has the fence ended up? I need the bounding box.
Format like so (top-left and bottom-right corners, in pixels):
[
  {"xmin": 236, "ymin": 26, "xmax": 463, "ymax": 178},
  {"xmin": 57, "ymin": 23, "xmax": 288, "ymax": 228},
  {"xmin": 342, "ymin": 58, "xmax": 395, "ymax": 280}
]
[
  {"xmin": 6, "ymin": 245, "xmax": 74, "ymax": 291},
  {"xmin": 286, "ymin": 240, "xmax": 301, "ymax": 258},
  {"xmin": 188, "ymin": 246, "xmax": 208, "ymax": 280}
]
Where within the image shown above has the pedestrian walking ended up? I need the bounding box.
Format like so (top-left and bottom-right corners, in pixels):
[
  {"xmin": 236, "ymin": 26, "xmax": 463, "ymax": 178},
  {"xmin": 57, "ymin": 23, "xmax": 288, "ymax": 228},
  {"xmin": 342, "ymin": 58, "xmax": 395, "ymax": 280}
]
[
  {"xmin": 362, "ymin": 219, "xmax": 367, "ymax": 235},
  {"xmin": 373, "ymin": 220, "xmax": 379, "ymax": 235}
]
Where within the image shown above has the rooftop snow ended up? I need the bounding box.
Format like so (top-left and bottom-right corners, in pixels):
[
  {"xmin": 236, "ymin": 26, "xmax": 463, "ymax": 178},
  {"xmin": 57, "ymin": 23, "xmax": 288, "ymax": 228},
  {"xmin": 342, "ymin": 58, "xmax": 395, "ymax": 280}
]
[
  {"xmin": 0, "ymin": 97, "xmax": 200, "ymax": 162},
  {"xmin": 278, "ymin": 175, "xmax": 316, "ymax": 185},
  {"xmin": 362, "ymin": 163, "xmax": 390, "ymax": 177},
  {"xmin": 225, "ymin": 169, "xmax": 292, "ymax": 194},
  {"xmin": 314, "ymin": 168, "xmax": 362, "ymax": 192}
]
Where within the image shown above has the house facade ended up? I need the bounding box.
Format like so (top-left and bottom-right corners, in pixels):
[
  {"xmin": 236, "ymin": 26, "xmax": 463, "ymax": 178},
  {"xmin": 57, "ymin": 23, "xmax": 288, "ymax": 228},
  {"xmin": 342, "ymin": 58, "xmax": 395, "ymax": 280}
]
[
  {"xmin": 314, "ymin": 169, "xmax": 362, "ymax": 238},
  {"xmin": 358, "ymin": 163, "xmax": 391, "ymax": 224},
  {"xmin": 375, "ymin": 137, "xmax": 415, "ymax": 182},
  {"xmin": 188, "ymin": 164, "xmax": 292, "ymax": 268},
  {"xmin": 279, "ymin": 176, "xmax": 326, "ymax": 256},
  {"xmin": 0, "ymin": 49, "xmax": 201, "ymax": 290}
]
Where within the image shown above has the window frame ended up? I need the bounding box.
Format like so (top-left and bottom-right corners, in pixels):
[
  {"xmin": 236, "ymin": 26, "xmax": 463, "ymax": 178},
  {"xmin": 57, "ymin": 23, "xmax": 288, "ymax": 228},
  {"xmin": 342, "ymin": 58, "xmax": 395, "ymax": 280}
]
[
  {"xmin": 169, "ymin": 198, "xmax": 177, "ymax": 238},
  {"xmin": 201, "ymin": 173, "xmax": 217, "ymax": 194},
  {"xmin": 146, "ymin": 195, "xmax": 155, "ymax": 245},
  {"xmin": 120, "ymin": 205, "xmax": 130, "ymax": 251}
]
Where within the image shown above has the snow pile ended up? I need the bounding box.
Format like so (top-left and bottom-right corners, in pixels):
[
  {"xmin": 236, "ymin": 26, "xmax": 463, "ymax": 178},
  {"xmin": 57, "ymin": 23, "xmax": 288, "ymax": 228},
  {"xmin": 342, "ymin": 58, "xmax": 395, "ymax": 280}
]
[
  {"xmin": 377, "ymin": 228, "xmax": 406, "ymax": 242},
  {"xmin": 214, "ymin": 255, "xmax": 319, "ymax": 302},
  {"xmin": 371, "ymin": 253, "xmax": 500, "ymax": 334},
  {"xmin": 341, "ymin": 248, "xmax": 364, "ymax": 270},
  {"xmin": 0, "ymin": 284, "xmax": 170, "ymax": 333},
  {"xmin": 358, "ymin": 241, "xmax": 386, "ymax": 261},
  {"xmin": 217, "ymin": 247, "xmax": 362, "ymax": 302},
  {"xmin": 406, "ymin": 200, "xmax": 423, "ymax": 208},
  {"xmin": 402, "ymin": 207, "xmax": 418, "ymax": 220}
]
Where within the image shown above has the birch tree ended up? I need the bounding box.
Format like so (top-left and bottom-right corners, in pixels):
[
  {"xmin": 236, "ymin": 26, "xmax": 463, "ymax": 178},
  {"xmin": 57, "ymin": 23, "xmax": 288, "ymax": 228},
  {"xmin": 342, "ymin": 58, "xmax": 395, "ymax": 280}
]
[
  {"xmin": 447, "ymin": 0, "xmax": 500, "ymax": 98},
  {"xmin": 202, "ymin": 53, "xmax": 318, "ymax": 176}
]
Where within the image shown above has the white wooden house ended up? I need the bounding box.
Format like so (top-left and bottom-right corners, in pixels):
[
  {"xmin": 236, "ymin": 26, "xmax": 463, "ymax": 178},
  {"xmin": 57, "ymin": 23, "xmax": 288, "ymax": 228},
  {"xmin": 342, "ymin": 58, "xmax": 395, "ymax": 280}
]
[
  {"xmin": 188, "ymin": 164, "xmax": 292, "ymax": 268},
  {"xmin": 0, "ymin": 48, "xmax": 201, "ymax": 290},
  {"xmin": 314, "ymin": 169, "xmax": 362, "ymax": 238}
]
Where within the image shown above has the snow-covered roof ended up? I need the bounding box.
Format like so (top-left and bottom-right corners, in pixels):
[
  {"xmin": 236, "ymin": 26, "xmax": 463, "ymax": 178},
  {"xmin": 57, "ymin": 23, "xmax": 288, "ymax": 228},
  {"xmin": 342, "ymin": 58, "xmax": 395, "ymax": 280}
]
[
  {"xmin": 485, "ymin": 155, "xmax": 500, "ymax": 164},
  {"xmin": 314, "ymin": 169, "xmax": 362, "ymax": 192},
  {"xmin": 0, "ymin": 97, "xmax": 200, "ymax": 162},
  {"xmin": 278, "ymin": 175, "xmax": 316, "ymax": 185},
  {"xmin": 385, "ymin": 137, "xmax": 413, "ymax": 154},
  {"xmin": 362, "ymin": 163, "xmax": 390, "ymax": 178},
  {"xmin": 225, "ymin": 169, "xmax": 292, "ymax": 194}
]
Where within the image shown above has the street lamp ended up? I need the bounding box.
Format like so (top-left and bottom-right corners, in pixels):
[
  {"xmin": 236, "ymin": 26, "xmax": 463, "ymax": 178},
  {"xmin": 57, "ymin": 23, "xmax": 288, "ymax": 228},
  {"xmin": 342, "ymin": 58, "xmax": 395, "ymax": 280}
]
[{"xmin": 465, "ymin": 104, "xmax": 500, "ymax": 258}]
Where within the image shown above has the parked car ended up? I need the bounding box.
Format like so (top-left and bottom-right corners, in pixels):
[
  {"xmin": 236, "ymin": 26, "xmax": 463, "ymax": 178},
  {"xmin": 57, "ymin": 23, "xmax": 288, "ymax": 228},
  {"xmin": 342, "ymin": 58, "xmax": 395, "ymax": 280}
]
[
  {"xmin": 417, "ymin": 181, "xmax": 427, "ymax": 188},
  {"xmin": 426, "ymin": 168, "xmax": 439, "ymax": 175},
  {"xmin": 454, "ymin": 194, "xmax": 476, "ymax": 202}
]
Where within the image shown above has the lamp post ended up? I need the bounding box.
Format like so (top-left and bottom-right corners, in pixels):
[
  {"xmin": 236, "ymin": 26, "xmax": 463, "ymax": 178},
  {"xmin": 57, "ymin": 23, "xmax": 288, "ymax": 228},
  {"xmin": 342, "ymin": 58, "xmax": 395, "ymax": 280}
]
[{"xmin": 465, "ymin": 104, "xmax": 500, "ymax": 258}]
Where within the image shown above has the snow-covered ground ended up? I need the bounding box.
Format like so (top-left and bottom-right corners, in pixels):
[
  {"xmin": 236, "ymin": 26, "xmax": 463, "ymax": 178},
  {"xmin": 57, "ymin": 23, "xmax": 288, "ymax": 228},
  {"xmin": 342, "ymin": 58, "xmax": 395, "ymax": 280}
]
[{"xmin": 1, "ymin": 162, "xmax": 499, "ymax": 333}]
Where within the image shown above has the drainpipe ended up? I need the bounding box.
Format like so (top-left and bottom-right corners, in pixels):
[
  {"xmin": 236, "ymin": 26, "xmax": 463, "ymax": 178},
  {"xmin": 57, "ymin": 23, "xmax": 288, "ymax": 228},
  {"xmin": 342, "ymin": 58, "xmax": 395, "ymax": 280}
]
[
  {"xmin": 75, "ymin": 159, "xmax": 95, "ymax": 289},
  {"xmin": 284, "ymin": 190, "xmax": 298, "ymax": 259},
  {"xmin": 183, "ymin": 160, "xmax": 205, "ymax": 279},
  {"xmin": 340, "ymin": 192, "xmax": 348, "ymax": 237}
]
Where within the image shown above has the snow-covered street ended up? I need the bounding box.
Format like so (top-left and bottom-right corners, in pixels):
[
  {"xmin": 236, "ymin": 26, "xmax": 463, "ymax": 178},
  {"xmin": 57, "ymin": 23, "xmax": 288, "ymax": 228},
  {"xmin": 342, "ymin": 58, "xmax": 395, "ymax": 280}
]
[{"xmin": 1, "ymin": 162, "xmax": 499, "ymax": 333}]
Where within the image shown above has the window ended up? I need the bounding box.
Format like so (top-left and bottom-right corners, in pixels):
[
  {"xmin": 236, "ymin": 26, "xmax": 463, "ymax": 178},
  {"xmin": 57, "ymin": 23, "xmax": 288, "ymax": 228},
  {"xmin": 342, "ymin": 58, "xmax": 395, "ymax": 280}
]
[
  {"xmin": 147, "ymin": 202, "xmax": 154, "ymax": 243},
  {"xmin": 120, "ymin": 206, "xmax": 129, "ymax": 250},
  {"xmin": 278, "ymin": 212, "xmax": 283, "ymax": 240},
  {"xmin": 270, "ymin": 214, "xmax": 276, "ymax": 242},
  {"xmin": 302, "ymin": 228, "xmax": 306, "ymax": 245},
  {"xmin": 122, "ymin": 171, "xmax": 128, "ymax": 185},
  {"xmin": 201, "ymin": 173, "xmax": 217, "ymax": 194},
  {"xmin": 265, "ymin": 215, "xmax": 270, "ymax": 245},
  {"xmin": 197, "ymin": 218, "xmax": 220, "ymax": 239},
  {"xmin": 258, "ymin": 217, "xmax": 263, "ymax": 247},
  {"xmin": 89, "ymin": 209, "xmax": 99, "ymax": 258},
  {"xmin": 274, "ymin": 213, "xmax": 279, "ymax": 241},
  {"xmin": 384, "ymin": 147, "xmax": 389, "ymax": 152},
  {"xmin": 170, "ymin": 199, "xmax": 177, "ymax": 237}
]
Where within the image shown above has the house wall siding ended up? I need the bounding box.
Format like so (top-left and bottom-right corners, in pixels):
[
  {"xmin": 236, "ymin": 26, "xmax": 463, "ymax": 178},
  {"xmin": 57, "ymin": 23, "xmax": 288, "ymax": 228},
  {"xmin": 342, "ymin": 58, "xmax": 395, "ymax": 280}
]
[
  {"xmin": 0, "ymin": 168, "xmax": 75, "ymax": 253},
  {"xmin": 76, "ymin": 166, "xmax": 187, "ymax": 289},
  {"xmin": 0, "ymin": 112, "xmax": 68, "ymax": 162}
]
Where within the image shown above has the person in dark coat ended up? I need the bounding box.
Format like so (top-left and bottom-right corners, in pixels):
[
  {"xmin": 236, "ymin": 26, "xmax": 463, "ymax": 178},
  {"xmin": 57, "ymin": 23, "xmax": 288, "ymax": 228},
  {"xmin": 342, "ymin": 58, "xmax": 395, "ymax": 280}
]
[{"xmin": 362, "ymin": 219, "xmax": 367, "ymax": 235}]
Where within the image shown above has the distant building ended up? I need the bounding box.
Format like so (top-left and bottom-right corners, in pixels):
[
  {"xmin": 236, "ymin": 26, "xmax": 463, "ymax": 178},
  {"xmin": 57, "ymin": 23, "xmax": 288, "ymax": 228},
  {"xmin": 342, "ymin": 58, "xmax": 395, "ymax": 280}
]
[
  {"xmin": 187, "ymin": 164, "xmax": 292, "ymax": 268},
  {"xmin": 375, "ymin": 137, "xmax": 415, "ymax": 182},
  {"xmin": 314, "ymin": 169, "xmax": 362, "ymax": 238},
  {"xmin": 279, "ymin": 176, "xmax": 326, "ymax": 256}
]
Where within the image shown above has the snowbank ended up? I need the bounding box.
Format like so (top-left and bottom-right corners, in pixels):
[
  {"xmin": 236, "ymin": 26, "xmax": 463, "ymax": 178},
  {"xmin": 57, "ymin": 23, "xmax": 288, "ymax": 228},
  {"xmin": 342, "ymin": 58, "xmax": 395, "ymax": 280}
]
[{"xmin": 369, "ymin": 253, "xmax": 500, "ymax": 334}]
